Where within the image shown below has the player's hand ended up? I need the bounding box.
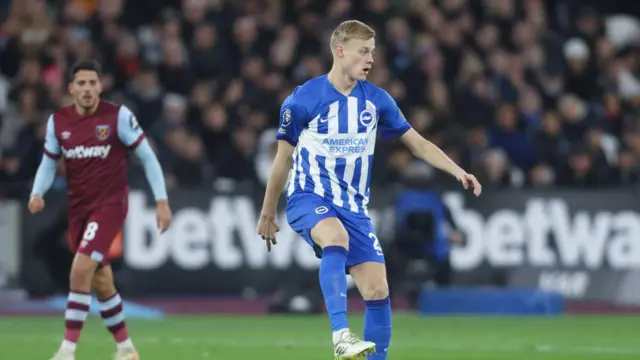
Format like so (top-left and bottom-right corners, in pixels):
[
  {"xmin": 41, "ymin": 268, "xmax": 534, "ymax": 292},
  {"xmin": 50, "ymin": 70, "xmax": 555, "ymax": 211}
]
[
  {"xmin": 257, "ymin": 213, "xmax": 280, "ymax": 252},
  {"xmin": 455, "ymin": 171, "xmax": 482, "ymax": 196},
  {"xmin": 156, "ymin": 201, "xmax": 172, "ymax": 234},
  {"xmin": 28, "ymin": 195, "xmax": 45, "ymax": 214}
]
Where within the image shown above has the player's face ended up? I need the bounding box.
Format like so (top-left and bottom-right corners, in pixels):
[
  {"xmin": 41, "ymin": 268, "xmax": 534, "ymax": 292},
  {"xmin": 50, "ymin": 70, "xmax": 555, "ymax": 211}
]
[
  {"xmin": 340, "ymin": 38, "xmax": 375, "ymax": 81},
  {"xmin": 69, "ymin": 70, "xmax": 102, "ymax": 110}
]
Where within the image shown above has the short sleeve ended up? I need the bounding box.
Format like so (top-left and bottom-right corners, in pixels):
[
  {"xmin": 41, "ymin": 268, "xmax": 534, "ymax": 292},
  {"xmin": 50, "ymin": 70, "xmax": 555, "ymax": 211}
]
[
  {"xmin": 276, "ymin": 95, "xmax": 309, "ymax": 146},
  {"xmin": 44, "ymin": 114, "xmax": 61, "ymax": 159},
  {"xmin": 378, "ymin": 90, "xmax": 411, "ymax": 141},
  {"xmin": 117, "ymin": 105, "xmax": 146, "ymax": 150}
]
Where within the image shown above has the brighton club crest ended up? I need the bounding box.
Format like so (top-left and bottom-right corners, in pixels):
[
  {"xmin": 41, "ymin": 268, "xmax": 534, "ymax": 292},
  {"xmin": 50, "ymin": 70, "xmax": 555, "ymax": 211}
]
[{"xmin": 95, "ymin": 125, "xmax": 110, "ymax": 140}]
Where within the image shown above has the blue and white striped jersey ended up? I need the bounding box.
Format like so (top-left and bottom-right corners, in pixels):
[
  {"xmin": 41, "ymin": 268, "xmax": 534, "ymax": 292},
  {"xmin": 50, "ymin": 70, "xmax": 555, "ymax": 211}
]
[{"xmin": 276, "ymin": 75, "xmax": 411, "ymax": 214}]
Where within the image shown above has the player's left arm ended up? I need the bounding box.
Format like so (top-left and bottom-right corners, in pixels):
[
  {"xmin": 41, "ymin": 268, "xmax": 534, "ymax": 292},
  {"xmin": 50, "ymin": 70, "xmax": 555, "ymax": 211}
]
[
  {"xmin": 117, "ymin": 105, "xmax": 172, "ymax": 231},
  {"xmin": 117, "ymin": 106, "xmax": 169, "ymax": 202},
  {"xmin": 378, "ymin": 90, "xmax": 481, "ymax": 195}
]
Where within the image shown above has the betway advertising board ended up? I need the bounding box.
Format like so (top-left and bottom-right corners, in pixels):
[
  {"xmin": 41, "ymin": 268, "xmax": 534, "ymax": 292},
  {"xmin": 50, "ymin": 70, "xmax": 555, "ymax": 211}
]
[
  {"xmin": 442, "ymin": 191, "xmax": 640, "ymax": 305},
  {"xmin": 121, "ymin": 189, "xmax": 392, "ymax": 295},
  {"xmin": 20, "ymin": 188, "xmax": 640, "ymax": 303}
]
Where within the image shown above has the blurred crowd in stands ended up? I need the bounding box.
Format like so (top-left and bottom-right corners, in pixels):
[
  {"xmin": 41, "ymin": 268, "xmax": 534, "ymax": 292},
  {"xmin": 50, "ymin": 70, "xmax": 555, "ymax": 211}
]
[{"xmin": 2, "ymin": 0, "xmax": 640, "ymax": 200}]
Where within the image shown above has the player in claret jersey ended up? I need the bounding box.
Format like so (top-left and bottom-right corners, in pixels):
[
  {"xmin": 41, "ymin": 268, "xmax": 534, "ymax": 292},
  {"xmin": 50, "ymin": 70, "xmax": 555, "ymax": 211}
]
[{"xmin": 29, "ymin": 60, "xmax": 172, "ymax": 360}]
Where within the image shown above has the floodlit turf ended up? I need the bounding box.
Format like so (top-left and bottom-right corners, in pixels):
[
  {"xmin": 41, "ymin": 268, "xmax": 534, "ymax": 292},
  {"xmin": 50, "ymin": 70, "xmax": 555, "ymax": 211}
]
[{"xmin": 0, "ymin": 315, "xmax": 638, "ymax": 359}]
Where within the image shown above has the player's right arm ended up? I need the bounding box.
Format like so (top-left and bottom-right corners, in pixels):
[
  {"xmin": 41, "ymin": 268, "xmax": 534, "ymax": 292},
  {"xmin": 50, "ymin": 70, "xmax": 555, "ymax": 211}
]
[
  {"xmin": 257, "ymin": 95, "xmax": 308, "ymax": 251},
  {"xmin": 29, "ymin": 115, "xmax": 60, "ymax": 214}
]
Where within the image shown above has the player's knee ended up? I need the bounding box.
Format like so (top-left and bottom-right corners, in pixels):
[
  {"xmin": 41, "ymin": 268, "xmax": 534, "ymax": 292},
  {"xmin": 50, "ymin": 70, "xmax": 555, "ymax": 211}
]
[
  {"xmin": 69, "ymin": 254, "xmax": 100, "ymax": 290},
  {"xmin": 311, "ymin": 218, "xmax": 350, "ymax": 249},
  {"xmin": 361, "ymin": 281, "xmax": 389, "ymax": 301},
  {"xmin": 69, "ymin": 267, "xmax": 93, "ymax": 290},
  {"xmin": 92, "ymin": 274, "xmax": 112, "ymax": 296},
  {"xmin": 323, "ymin": 228, "xmax": 349, "ymax": 249}
]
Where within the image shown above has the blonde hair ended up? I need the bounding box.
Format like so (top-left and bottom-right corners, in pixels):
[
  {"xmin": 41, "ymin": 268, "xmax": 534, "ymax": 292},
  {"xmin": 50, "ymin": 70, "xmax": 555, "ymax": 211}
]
[{"xmin": 330, "ymin": 20, "xmax": 375, "ymax": 53}]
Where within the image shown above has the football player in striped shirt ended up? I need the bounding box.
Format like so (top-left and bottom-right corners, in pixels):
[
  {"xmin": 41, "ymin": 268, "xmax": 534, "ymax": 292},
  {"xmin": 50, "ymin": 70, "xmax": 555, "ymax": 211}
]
[{"xmin": 257, "ymin": 20, "xmax": 481, "ymax": 359}]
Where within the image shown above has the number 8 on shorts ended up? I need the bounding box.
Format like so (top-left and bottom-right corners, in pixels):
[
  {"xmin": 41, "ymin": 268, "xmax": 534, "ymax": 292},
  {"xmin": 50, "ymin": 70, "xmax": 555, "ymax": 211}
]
[{"xmin": 80, "ymin": 221, "xmax": 99, "ymax": 249}]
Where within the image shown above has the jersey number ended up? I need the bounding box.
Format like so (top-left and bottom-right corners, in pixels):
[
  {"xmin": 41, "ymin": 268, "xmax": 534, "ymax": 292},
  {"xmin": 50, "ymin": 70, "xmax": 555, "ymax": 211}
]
[
  {"xmin": 368, "ymin": 232, "xmax": 383, "ymax": 254},
  {"xmin": 80, "ymin": 222, "xmax": 99, "ymax": 248}
]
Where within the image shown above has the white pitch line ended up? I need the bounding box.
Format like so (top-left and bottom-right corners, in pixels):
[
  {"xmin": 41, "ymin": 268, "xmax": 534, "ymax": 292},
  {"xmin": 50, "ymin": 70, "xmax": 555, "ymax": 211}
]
[{"xmin": 1, "ymin": 334, "xmax": 639, "ymax": 356}]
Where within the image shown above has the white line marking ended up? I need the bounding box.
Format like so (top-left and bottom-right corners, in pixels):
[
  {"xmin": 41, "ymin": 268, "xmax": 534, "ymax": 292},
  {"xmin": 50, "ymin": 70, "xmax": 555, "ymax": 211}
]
[{"xmin": 1, "ymin": 335, "xmax": 639, "ymax": 355}]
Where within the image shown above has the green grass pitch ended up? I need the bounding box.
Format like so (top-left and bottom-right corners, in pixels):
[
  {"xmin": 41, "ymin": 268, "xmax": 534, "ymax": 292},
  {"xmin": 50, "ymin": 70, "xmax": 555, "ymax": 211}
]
[{"xmin": 0, "ymin": 315, "xmax": 638, "ymax": 359}]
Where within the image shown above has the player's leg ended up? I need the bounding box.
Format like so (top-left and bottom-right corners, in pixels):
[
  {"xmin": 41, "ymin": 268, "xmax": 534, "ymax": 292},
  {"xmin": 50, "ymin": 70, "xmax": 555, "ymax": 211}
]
[
  {"xmin": 310, "ymin": 217, "xmax": 351, "ymax": 335},
  {"xmin": 92, "ymin": 264, "xmax": 137, "ymax": 359},
  {"xmin": 311, "ymin": 218, "xmax": 377, "ymax": 359},
  {"xmin": 49, "ymin": 217, "xmax": 95, "ymax": 360},
  {"xmin": 342, "ymin": 217, "xmax": 390, "ymax": 360},
  {"xmin": 287, "ymin": 195, "xmax": 374, "ymax": 359},
  {"xmin": 61, "ymin": 254, "xmax": 99, "ymax": 357},
  {"xmin": 349, "ymin": 262, "xmax": 391, "ymax": 360},
  {"xmin": 78, "ymin": 204, "xmax": 138, "ymax": 360}
]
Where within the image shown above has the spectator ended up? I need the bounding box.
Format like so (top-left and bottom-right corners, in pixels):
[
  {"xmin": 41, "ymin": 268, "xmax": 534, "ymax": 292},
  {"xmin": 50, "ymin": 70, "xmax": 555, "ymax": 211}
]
[
  {"xmin": 487, "ymin": 102, "xmax": 535, "ymax": 171},
  {"xmin": 533, "ymin": 111, "xmax": 570, "ymax": 170},
  {"xmin": 612, "ymin": 145, "xmax": 640, "ymax": 187},
  {"xmin": 1, "ymin": 0, "xmax": 640, "ymax": 199}
]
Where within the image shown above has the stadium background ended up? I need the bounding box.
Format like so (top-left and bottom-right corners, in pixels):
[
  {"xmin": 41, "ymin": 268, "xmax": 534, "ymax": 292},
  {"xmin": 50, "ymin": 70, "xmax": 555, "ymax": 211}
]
[{"xmin": 2, "ymin": 0, "xmax": 640, "ymax": 359}]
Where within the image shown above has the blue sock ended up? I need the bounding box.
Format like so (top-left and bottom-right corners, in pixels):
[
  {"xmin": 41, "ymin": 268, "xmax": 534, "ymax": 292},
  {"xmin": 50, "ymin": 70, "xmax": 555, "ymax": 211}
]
[
  {"xmin": 365, "ymin": 297, "xmax": 392, "ymax": 359},
  {"xmin": 319, "ymin": 246, "xmax": 349, "ymax": 332}
]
